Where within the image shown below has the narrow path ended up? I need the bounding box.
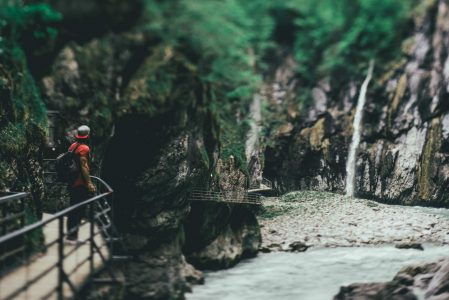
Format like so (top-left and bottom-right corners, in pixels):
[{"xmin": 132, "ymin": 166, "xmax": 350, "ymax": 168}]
[
  {"xmin": 259, "ymin": 191, "xmax": 449, "ymax": 251},
  {"xmin": 0, "ymin": 214, "xmax": 108, "ymax": 300}
]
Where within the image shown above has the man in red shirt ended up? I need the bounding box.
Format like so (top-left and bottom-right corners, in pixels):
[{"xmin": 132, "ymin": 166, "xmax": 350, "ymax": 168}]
[{"xmin": 67, "ymin": 125, "xmax": 96, "ymax": 242}]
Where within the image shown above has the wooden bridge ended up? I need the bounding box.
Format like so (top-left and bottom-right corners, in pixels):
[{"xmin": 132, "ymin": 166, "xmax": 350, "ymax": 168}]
[{"xmin": 0, "ymin": 177, "xmax": 121, "ymax": 300}]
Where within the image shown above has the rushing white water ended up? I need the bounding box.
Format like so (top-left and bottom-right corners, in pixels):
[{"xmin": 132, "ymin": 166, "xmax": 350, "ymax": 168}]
[
  {"xmin": 187, "ymin": 205, "xmax": 449, "ymax": 300},
  {"xmin": 187, "ymin": 245, "xmax": 449, "ymax": 300},
  {"xmin": 345, "ymin": 60, "xmax": 375, "ymax": 197}
]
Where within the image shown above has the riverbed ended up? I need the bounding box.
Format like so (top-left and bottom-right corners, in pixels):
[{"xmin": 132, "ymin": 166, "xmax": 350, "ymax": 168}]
[
  {"xmin": 187, "ymin": 245, "xmax": 449, "ymax": 300},
  {"xmin": 260, "ymin": 192, "xmax": 449, "ymax": 250},
  {"xmin": 187, "ymin": 192, "xmax": 449, "ymax": 299}
]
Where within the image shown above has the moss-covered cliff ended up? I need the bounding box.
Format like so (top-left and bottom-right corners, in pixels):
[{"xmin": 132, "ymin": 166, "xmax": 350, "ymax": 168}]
[
  {"xmin": 0, "ymin": 3, "xmax": 61, "ymax": 218},
  {"xmin": 265, "ymin": 0, "xmax": 449, "ymax": 206},
  {"xmin": 1, "ymin": 0, "xmax": 269, "ymax": 299}
]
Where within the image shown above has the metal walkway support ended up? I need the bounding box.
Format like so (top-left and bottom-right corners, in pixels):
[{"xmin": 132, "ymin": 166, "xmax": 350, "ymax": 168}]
[{"xmin": 0, "ymin": 177, "xmax": 118, "ymax": 300}]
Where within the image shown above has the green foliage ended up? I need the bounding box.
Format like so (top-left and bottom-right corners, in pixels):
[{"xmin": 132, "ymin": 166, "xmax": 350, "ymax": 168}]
[
  {"xmin": 199, "ymin": 146, "xmax": 210, "ymax": 169},
  {"xmin": 0, "ymin": 2, "xmax": 59, "ymax": 128},
  {"xmin": 139, "ymin": 0, "xmax": 418, "ymax": 172},
  {"xmin": 219, "ymin": 115, "xmax": 249, "ymax": 170},
  {"xmin": 0, "ymin": 2, "xmax": 61, "ymax": 56},
  {"xmin": 0, "ymin": 1, "xmax": 59, "ymax": 190},
  {"xmin": 143, "ymin": 0, "xmax": 275, "ymax": 100},
  {"xmin": 291, "ymin": 0, "xmax": 416, "ymax": 83},
  {"xmin": 141, "ymin": 0, "xmax": 280, "ymax": 171},
  {"xmin": 0, "ymin": 123, "xmax": 27, "ymax": 154}
]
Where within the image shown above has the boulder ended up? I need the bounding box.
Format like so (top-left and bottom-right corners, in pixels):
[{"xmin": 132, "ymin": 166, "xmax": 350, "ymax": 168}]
[
  {"xmin": 395, "ymin": 243, "xmax": 424, "ymax": 251},
  {"xmin": 335, "ymin": 259, "xmax": 449, "ymax": 300},
  {"xmin": 288, "ymin": 241, "xmax": 309, "ymax": 252},
  {"xmin": 333, "ymin": 282, "xmax": 417, "ymax": 300}
]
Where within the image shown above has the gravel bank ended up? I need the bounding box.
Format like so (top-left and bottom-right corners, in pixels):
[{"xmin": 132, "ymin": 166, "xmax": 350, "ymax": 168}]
[{"xmin": 258, "ymin": 191, "xmax": 449, "ymax": 252}]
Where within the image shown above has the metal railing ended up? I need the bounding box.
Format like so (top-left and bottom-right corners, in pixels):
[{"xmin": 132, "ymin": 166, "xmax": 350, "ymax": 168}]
[
  {"xmin": 0, "ymin": 192, "xmax": 28, "ymax": 236},
  {"xmin": 0, "ymin": 176, "xmax": 115, "ymax": 300},
  {"xmin": 0, "ymin": 192, "xmax": 29, "ymax": 278},
  {"xmin": 189, "ymin": 189, "xmax": 262, "ymax": 205},
  {"xmin": 261, "ymin": 178, "xmax": 273, "ymax": 189},
  {"xmin": 249, "ymin": 177, "xmax": 273, "ymax": 189}
]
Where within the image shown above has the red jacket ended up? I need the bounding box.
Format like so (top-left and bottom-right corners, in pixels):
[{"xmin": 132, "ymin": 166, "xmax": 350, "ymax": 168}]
[{"xmin": 68, "ymin": 142, "xmax": 90, "ymax": 187}]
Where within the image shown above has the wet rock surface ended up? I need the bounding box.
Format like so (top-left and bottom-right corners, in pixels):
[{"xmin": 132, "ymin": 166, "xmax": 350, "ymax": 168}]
[
  {"xmin": 395, "ymin": 243, "xmax": 425, "ymax": 251},
  {"xmin": 259, "ymin": 191, "xmax": 449, "ymax": 252},
  {"xmin": 335, "ymin": 259, "xmax": 449, "ymax": 300}
]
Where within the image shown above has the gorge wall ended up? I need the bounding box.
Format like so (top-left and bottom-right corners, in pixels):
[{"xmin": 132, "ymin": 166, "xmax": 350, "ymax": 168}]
[
  {"xmin": 265, "ymin": 0, "xmax": 449, "ymax": 206},
  {"xmin": 41, "ymin": 7, "xmax": 262, "ymax": 300},
  {"xmin": 1, "ymin": 1, "xmax": 262, "ymax": 299}
]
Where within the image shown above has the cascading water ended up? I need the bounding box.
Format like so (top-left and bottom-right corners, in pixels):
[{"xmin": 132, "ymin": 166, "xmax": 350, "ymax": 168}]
[{"xmin": 345, "ymin": 60, "xmax": 375, "ymax": 197}]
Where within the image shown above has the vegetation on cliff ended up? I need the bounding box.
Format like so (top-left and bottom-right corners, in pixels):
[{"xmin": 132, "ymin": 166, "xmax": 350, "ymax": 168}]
[
  {"xmin": 0, "ymin": 2, "xmax": 59, "ymax": 203},
  {"xmin": 0, "ymin": 0, "xmax": 420, "ymax": 174}
]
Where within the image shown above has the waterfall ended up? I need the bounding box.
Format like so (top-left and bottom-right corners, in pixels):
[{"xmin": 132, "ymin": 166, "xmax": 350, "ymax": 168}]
[{"xmin": 345, "ymin": 60, "xmax": 375, "ymax": 197}]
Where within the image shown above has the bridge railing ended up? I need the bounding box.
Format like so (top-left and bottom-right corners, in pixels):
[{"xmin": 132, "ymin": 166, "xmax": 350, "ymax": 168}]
[
  {"xmin": 189, "ymin": 189, "xmax": 261, "ymax": 205},
  {"xmin": 0, "ymin": 177, "xmax": 114, "ymax": 300}
]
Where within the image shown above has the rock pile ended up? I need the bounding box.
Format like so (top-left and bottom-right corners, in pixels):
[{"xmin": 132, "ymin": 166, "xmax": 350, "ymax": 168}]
[{"xmin": 259, "ymin": 191, "xmax": 449, "ymax": 252}]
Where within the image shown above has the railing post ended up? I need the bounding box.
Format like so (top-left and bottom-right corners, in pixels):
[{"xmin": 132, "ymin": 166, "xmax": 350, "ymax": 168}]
[
  {"xmin": 1, "ymin": 204, "xmax": 5, "ymax": 235},
  {"xmin": 57, "ymin": 216, "xmax": 64, "ymax": 300},
  {"xmin": 110, "ymin": 194, "xmax": 115, "ymax": 255},
  {"xmin": 89, "ymin": 203, "xmax": 94, "ymax": 274},
  {"xmin": 20, "ymin": 197, "xmax": 25, "ymax": 228}
]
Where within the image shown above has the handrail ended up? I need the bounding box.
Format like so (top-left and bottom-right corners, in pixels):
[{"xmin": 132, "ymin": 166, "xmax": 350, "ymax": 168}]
[
  {"xmin": 0, "ymin": 177, "xmax": 116, "ymax": 300},
  {"xmin": 91, "ymin": 176, "xmax": 113, "ymax": 193},
  {"xmin": 0, "ymin": 192, "xmax": 28, "ymax": 236},
  {"xmin": 0, "ymin": 191, "xmax": 111, "ymax": 245},
  {"xmin": 0, "ymin": 191, "xmax": 27, "ymax": 205}
]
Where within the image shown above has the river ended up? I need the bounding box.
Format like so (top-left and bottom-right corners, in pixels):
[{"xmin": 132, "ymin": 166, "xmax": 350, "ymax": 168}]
[
  {"xmin": 186, "ymin": 200, "xmax": 449, "ymax": 300},
  {"xmin": 187, "ymin": 245, "xmax": 449, "ymax": 300}
]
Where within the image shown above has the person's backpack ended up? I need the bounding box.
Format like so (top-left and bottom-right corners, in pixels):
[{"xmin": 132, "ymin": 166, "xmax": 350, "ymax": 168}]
[{"xmin": 55, "ymin": 143, "xmax": 81, "ymax": 183}]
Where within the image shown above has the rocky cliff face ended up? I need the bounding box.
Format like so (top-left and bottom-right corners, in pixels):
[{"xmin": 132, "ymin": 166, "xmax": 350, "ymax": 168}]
[
  {"xmin": 0, "ymin": 5, "xmax": 55, "ymax": 220},
  {"xmin": 266, "ymin": 0, "xmax": 449, "ymax": 206},
  {"xmin": 0, "ymin": 61, "xmax": 46, "ymax": 219},
  {"xmin": 184, "ymin": 158, "xmax": 261, "ymax": 270},
  {"xmin": 28, "ymin": 2, "xmax": 262, "ymax": 299}
]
